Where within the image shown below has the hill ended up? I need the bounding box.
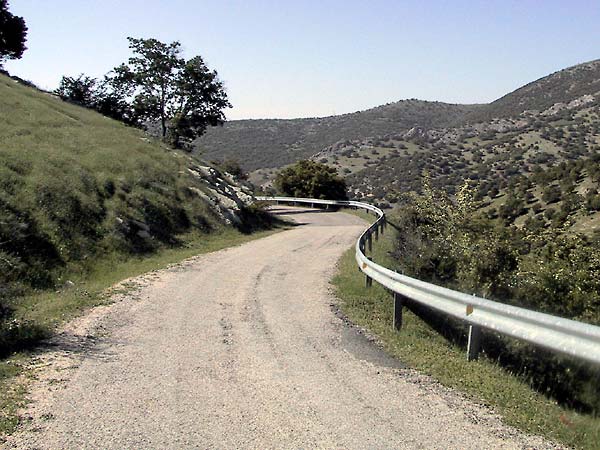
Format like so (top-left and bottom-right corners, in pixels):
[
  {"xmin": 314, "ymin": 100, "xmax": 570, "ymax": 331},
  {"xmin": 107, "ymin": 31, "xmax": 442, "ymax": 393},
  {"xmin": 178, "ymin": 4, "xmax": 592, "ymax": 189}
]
[
  {"xmin": 196, "ymin": 100, "xmax": 480, "ymax": 170},
  {"xmin": 312, "ymin": 91, "xmax": 600, "ymax": 235},
  {"xmin": 204, "ymin": 59, "xmax": 600, "ymax": 179},
  {"xmin": 247, "ymin": 60, "xmax": 600, "ymax": 235},
  {"xmin": 466, "ymin": 59, "xmax": 600, "ymax": 123},
  {"xmin": 0, "ymin": 74, "xmax": 268, "ymax": 356}
]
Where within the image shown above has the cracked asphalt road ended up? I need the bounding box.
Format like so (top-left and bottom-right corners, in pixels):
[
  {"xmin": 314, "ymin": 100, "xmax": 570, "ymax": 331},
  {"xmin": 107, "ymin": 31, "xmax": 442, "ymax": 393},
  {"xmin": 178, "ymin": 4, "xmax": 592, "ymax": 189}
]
[{"xmin": 6, "ymin": 206, "xmax": 554, "ymax": 449}]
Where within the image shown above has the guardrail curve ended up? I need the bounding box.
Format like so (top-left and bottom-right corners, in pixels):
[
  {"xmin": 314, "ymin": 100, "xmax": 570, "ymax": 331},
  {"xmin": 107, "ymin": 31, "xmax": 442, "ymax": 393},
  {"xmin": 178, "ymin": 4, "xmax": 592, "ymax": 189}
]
[{"xmin": 256, "ymin": 196, "xmax": 600, "ymax": 365}]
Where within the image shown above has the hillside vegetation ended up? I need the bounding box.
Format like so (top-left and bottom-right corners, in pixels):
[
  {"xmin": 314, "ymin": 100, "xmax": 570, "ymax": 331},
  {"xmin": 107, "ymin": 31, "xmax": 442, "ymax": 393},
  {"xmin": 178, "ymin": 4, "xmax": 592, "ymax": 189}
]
[
  {"xmin": 196, "ymin": 100, "xmax": 479, "ymax": 170},
  {"xmin": 199, "ymin": 60, "xmax": 600, "ymax": 175},
  {"xmin": 467, "ymin": 59, "xmax": 600, "ymax": 123},
  {"xmin": 241, "ymin": 60, "xmax": 600, "ymax": 237},
  {"xmin": 335, "ymin": 97, "xmax": 600, "ymax": 233},
  {"xmin": 0, "ymin": 74, "xmax": 267, "ymax": 356}
]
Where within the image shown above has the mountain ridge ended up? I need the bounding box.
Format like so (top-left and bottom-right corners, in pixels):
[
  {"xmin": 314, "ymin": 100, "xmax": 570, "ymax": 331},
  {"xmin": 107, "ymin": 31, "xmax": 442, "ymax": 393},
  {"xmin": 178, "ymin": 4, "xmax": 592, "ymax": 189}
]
[{"xmin": 198, "ymin": 58, "xmax": 600, "ymax": 172}]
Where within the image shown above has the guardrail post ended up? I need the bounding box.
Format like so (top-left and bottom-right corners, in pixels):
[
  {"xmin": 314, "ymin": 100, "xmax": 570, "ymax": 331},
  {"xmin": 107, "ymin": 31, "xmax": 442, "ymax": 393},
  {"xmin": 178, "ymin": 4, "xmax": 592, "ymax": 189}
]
[
  {"xmin": 367, "ymin": 234, "xmax": 372, "ymax": 253},
  {"xmin": 467, "ymin": 325, "xmax": 482, "ymax": 361},
  {"xmin": 365, "ymin": 257, "xmax": 373, "ymax": 288},
  {"xmin": 393, "ymin": 292, "xmax": 404, "ymax": 330},
  {"xmin": 374, "ymin": 225, "xmax": 379, "ymax": 241}
]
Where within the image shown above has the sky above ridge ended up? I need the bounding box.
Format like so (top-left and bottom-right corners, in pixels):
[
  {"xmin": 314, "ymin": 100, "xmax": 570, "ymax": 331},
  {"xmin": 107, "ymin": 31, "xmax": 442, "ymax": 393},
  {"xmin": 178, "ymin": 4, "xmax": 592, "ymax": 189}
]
[{"xmin": 5, "ymin": 0, "xmax": 600, "ymax": 120}]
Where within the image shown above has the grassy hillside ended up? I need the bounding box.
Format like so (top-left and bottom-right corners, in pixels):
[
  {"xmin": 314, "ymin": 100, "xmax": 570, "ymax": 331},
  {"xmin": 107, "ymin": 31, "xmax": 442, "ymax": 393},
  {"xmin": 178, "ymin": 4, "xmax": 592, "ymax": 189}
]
[
  {"xmin": 0, "ymin": 74, "xmax": 269, "ymax": 357},
  {"xmin": 196, "ymin": 100, "xmax": 480, "ymax": 170}
]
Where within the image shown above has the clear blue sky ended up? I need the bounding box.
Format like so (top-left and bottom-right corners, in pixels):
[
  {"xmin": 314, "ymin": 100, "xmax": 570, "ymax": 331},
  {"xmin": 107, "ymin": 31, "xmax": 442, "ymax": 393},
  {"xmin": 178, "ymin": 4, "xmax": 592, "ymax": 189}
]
[{"xmin": 5, "ymin": 0, "xmax": 600, "ymax": 119}]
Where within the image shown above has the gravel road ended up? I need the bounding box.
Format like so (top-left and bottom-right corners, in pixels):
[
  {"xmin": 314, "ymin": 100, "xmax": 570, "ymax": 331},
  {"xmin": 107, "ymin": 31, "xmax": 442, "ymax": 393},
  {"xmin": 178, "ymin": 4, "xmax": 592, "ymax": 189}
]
[{"xmin": 6, "ymin": 207, "xmax": 555, "ymax": 449}]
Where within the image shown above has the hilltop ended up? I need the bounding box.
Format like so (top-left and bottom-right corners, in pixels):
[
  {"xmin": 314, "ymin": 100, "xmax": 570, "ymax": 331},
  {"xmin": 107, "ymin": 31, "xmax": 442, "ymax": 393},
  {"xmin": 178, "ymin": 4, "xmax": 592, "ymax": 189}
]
[{"xmin": 466, "ymin": 59, "xmax": 600, "ymax": 123}]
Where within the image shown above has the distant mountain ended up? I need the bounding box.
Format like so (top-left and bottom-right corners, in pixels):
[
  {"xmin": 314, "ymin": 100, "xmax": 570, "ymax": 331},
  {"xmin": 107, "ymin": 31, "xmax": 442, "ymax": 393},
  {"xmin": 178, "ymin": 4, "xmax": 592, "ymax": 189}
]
[
  {"xmin": 466, "ymin": 59, "xmax": 600, "ymax": 123},
  {"xmin": 196, "ymin": 100, "xmax": 480, "ymax": 170}
]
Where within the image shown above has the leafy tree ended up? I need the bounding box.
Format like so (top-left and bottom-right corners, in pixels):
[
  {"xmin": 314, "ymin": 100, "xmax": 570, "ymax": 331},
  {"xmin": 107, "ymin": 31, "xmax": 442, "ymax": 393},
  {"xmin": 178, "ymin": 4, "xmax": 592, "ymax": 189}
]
[
  {"xmin": 109, "ymin": 37, "xmax": 231, "ymax": 148},
  {"xmin": 55, "ymin": 74, "xmax": 98, "ymax": 108},
  {"xmin": 0, "ymin": 0, "xmax": 27, "ymax": 65},
  {"xmin": 274, "ymin": 160, "xmax": 348, "ymax": 200},
  {"xmin": 55, "ymin": 73, "xmax": 135, "ymax": 125},
  {"xmin": 498, "ymin": 192, "xmax": 525, "ymax": 222}
]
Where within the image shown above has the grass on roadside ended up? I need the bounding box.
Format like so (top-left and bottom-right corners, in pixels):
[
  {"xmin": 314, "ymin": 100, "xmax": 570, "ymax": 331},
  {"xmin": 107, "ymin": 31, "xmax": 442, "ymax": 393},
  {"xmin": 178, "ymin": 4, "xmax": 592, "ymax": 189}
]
[
  {"xmin": 332, "ymin": 223, "xmax": 600, "ymax": 449},
  {"xmin": 0, "ymin": 225, "xmax": 286, "ymax": 436}
]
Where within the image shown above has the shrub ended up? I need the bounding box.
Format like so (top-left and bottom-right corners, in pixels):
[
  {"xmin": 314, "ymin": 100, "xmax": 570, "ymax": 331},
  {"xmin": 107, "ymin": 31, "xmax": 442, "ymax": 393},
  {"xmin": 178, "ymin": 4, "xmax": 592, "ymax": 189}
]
[{"xmin": 274, "ymin": 160, "xmax": 348, "ymax": 200}]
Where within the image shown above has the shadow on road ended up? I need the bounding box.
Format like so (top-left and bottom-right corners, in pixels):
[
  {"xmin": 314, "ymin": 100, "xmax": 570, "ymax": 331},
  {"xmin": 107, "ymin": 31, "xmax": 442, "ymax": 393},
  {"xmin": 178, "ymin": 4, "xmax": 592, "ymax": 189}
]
[{"xmin": 268, "ymin": 207, "xmax": 333, "ymax": 216}]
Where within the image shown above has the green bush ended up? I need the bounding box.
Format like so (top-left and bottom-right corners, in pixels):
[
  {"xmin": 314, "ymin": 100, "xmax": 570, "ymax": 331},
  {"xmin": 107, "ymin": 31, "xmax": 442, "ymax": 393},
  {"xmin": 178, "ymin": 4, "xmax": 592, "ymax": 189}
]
[
  {"xmin": 274, "ymin": 160, "xmax": 348, "ymax": 200},
  {"xmin": 391, "ymin": 180, "xmax": 600, "ymax": 412}
]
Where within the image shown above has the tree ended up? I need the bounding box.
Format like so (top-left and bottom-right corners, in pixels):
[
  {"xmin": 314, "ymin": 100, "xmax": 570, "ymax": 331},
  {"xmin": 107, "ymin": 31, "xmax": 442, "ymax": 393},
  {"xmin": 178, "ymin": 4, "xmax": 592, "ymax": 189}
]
[
  {"xmin": 274, "ymin": 160, "xmax": 348, "ymax": 200},
  {"xmin": 542, "ymin": 184, "xmax": 562, "ymax": 204},
  {"xmin": 55, "ymin": 74, "xmax": 98, "ymax": 108},
  {"xmin": 0, "ymin": 0, "xmax": 27, "ymax": 65},
  {"xmin": 54, "ymin": 73, "xmax": 135, "ymax": 125},
  {"xmin": 109, "ymin": 37, "xmax": 231, "ymax": 148},
  {"xmin": 217, "ymin": 158, "xmax": 247, "ymax": 180}
]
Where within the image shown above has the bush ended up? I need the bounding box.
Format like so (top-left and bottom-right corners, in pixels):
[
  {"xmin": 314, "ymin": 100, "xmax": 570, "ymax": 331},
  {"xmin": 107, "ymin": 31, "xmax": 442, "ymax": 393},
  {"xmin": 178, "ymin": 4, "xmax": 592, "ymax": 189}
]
[
  {"xmin": 391, "ymin": 180, "xmax": 600, "ymax": 412},
  {"xmin": 216, "ymin": 158, "xmax": 247, "ymax": 180},
  {"xmin": 542, "ymin": 184, "xmax": 562, "ymax": 204},
  {"xmin": 274, "ymin": 160, "xmax": 348, "ymax": 200}
]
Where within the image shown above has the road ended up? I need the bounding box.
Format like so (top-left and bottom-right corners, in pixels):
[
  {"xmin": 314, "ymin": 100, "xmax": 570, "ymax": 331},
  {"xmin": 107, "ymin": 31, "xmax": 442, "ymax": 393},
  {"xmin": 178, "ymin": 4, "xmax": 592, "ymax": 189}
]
[{"xmin": 6, "ymin": 207, "xmax": 553, "ymax": 449}]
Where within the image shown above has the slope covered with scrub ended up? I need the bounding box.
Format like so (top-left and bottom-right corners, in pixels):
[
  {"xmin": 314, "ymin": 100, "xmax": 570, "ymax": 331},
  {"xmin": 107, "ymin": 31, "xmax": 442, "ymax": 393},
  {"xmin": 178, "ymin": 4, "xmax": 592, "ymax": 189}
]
[{"xmin": 196, "ymin": 100, "xmax": 480, "ymax": 170}]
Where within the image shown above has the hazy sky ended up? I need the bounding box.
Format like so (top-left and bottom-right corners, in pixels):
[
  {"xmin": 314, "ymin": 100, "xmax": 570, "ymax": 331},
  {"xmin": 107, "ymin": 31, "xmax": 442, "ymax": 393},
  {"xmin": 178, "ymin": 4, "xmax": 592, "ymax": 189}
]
[{"xmin": 5, "ymin": 0, "xmax": 600, "ymax": 120}]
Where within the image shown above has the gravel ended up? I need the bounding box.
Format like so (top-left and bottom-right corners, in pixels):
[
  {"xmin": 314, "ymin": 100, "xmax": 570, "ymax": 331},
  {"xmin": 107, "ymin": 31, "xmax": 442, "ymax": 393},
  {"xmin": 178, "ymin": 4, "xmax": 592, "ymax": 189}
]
[{"xmin": 5, "ymin": 207, "xmax": 558, "ymax": 449}]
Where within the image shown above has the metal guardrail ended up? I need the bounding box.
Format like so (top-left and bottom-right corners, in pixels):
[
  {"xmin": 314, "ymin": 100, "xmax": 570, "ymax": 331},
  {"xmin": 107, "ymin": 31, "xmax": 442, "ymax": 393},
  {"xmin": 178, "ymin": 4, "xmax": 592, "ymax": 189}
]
[{"xmin": 257, "ymin": 196, "xmax": 600, "ymax": 365}]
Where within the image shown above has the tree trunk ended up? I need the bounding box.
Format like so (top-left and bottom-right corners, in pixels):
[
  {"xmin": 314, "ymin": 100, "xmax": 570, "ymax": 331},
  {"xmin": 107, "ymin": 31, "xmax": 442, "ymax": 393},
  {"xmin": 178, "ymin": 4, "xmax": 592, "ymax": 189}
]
[{"xmin": 161, "ymin": 114, "xmax": 167, "ymax": 138}]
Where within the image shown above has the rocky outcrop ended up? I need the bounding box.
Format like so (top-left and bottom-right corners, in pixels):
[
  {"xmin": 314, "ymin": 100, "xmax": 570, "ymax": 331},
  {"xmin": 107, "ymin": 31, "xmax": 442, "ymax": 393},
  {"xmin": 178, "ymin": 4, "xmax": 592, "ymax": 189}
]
[{"xmin": 186, "ymin": 163, "xmax": 254, "ymax": 225}]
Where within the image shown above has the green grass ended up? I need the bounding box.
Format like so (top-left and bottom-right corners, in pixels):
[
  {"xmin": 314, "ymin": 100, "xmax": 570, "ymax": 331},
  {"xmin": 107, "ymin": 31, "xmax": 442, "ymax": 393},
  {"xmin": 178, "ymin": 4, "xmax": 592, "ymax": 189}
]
[
  {"xmin": 0, "ymin": 224, "xmax": 285, "ymax": 436},
  {"xmin": 332, "ymin": 226, "xmax": 600, "ymax": 449},
  {"xmin": 0, "ymin": 73, "xmax": 242, "ymax": 308}
]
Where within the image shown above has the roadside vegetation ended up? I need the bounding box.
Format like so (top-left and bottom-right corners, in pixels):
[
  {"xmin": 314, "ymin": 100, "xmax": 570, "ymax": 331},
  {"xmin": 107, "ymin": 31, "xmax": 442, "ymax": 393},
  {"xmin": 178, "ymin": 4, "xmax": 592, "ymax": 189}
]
[
  {"xmin": 273, "ymin": 160, "xmax": 348, "ymax": 200},
  {"xmin": 333, "ymin": 213, "xmax": 600, "ymax": 449}
]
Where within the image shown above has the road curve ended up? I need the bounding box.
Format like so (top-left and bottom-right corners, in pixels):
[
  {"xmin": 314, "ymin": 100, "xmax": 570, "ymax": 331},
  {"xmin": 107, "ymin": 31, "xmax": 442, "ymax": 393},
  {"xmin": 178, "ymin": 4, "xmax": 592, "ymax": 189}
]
[{"xmin": 6, "ymin": 207, "xmax": 553, "ymax": 449}]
